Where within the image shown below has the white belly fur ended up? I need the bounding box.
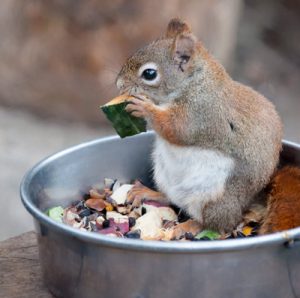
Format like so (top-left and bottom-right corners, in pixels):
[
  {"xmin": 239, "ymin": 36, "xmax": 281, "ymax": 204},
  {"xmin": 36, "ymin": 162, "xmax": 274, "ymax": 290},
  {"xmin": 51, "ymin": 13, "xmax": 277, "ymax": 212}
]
[{"xmin": 152, "ymin": 137, "xmax": 235, "ymax": 221}]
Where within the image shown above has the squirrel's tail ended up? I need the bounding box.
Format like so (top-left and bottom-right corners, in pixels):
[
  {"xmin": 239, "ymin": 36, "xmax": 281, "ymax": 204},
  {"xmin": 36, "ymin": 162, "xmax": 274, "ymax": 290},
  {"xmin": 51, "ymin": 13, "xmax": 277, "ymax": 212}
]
[{"xmin": 259, "ymin": 166, "xmax": 300, "ymax": 234}]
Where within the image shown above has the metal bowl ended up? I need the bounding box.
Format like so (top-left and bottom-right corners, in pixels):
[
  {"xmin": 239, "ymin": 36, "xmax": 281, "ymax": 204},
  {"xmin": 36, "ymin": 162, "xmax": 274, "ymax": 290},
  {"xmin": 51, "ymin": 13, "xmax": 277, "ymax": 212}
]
[{"xmin": 20, "ymin": 132, "xmax": 300, "ymax": 298}]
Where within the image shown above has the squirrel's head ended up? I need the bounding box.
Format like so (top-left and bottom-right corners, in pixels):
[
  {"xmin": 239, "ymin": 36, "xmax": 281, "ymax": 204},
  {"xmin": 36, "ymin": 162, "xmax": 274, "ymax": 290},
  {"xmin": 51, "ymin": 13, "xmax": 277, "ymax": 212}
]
[{"xmin": 116, "ymin": 18, "xmax": 214, "ymax": 104}]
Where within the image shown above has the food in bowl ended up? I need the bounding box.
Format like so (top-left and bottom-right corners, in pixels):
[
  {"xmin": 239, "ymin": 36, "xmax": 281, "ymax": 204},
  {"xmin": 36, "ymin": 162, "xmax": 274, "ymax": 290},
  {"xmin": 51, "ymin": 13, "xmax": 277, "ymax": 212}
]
[{"xmin": 46, "ymin": 178, "xmax": 263, "ymax": 241}]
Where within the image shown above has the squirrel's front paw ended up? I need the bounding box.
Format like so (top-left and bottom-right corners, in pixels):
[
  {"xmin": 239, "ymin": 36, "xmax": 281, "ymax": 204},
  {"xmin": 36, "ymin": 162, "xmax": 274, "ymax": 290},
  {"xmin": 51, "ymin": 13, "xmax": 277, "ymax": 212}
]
[
  {"xmin": 126, "ymin": 180, "xmax": 166, "ymax": 209},
  {"xmin": 125, "ymin": 95, "xmax": 155, "ymax": 118},
  {"xmin": 126, "ymin": 180, "xmax": 154, "ymax": 208}
]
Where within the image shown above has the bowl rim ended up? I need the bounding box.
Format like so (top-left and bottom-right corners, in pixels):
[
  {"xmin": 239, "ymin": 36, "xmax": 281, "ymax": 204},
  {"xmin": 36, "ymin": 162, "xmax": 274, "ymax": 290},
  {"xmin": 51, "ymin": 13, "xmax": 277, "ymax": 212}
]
[{"xmin": 20, "ymin": 132, "xmax": 300, "ymax": 253}]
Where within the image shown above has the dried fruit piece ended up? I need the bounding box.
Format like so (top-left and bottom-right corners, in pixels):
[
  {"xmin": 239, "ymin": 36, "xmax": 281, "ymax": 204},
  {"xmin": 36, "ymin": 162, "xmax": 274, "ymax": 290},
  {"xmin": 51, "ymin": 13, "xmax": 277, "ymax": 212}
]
[
  {"xmin": 142, "ymin": 202, "xmax": 177, "ymax": 221},
  {"xmin": 85, "ymin": 198, "xmax": 106, "ymax": 212},
  {"xmin": 47, "ymin": 206, "xmax": 64, "ymax": 223},
  {"xmin": 111, "ymin": 184, "xmax": 133, "ymax": 205},
  {"xmin": 101, "ymin": 94, "xmax": 147, "ymax": 138},
  {"xmin": 132, "ymin": 209, "xmax": 163, "ymax": 239},
  {"xmin": 105, "ymin": 203, "xmax": 114, "ymax": 211},
  {"xmin": 242, "ymin": 226, "xmax": 253, "ymax": 236}
]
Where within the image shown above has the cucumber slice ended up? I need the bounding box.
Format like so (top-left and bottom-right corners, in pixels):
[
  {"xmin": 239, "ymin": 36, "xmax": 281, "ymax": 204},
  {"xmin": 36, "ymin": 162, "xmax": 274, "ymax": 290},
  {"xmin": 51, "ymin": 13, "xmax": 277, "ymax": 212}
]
[
  {"xmin": 101, "ymin": 95, "xmax": 147, "ymax": 138},
  {"xmin": 46, "ymin": 206, "xmax": 64, "ymax": 223},
  {"xmin": 195, "ymin": 229, "xmax": 220, "ymax": 240}
]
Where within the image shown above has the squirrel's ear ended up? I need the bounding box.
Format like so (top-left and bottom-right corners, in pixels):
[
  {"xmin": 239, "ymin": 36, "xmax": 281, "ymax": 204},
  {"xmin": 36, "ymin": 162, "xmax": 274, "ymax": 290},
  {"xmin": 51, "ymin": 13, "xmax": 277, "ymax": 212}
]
[
  {"xmin": 166, "ymin": 18, "xmax": 191, "ymax": 38},
  {"xmin": 172, "ymin": 33, "xmax": 197, "ymax": 72}
]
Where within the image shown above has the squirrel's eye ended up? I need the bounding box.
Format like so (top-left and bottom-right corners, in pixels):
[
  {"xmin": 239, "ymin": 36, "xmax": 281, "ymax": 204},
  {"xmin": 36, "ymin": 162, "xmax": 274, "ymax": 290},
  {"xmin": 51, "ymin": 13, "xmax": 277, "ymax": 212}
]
[
  {"xmin": 142, "ymin": 69, "xmax": 157, "ymax": 81},
  {"xmin": 138, "ymin": 62, "xmax": 160, "ymax": 86}
]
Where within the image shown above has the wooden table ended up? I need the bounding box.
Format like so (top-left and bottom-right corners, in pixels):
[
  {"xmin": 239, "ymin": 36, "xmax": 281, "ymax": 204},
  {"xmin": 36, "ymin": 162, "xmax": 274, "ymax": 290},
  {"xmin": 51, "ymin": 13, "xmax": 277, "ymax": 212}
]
[{"xmin": 0, "ymin": 232, "xmax": 53, "ymax": 298}]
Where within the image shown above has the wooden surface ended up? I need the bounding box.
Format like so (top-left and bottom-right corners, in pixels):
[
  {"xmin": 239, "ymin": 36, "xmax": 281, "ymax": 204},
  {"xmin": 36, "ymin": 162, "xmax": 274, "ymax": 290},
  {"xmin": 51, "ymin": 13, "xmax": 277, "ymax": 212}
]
[{"xmin": 0, "ymin": 231, "xmax": 53, "ymax": 298}]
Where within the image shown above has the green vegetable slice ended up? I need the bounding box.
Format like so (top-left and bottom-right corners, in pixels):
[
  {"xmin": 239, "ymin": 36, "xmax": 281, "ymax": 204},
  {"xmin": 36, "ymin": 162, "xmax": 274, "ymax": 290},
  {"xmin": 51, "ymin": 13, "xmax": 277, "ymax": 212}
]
[
  {"xmin": 101, "ymin": 94, "xmax": 147, "ymax": 138},
  {"xmin": 46, "ymin": 206, "xmax": 64, "ymax": 223},
  {"xmin": 195, "ymin": 229, "xmax": 220, "ymax": 240}
]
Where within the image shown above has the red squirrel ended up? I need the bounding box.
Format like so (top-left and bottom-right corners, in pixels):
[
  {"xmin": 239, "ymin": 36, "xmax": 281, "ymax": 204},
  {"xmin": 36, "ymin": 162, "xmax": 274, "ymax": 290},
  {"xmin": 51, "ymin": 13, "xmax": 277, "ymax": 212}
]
[{"xmin": 116, "ymin": 18, "xmax": 284, "ymax": 233}]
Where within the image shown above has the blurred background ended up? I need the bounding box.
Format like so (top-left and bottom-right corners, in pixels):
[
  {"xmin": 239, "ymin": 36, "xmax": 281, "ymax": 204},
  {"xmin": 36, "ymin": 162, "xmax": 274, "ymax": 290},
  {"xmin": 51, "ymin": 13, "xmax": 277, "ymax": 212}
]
[{"xmin": 0, "ymin": 0, "xmax": 299, "ymax": 240}]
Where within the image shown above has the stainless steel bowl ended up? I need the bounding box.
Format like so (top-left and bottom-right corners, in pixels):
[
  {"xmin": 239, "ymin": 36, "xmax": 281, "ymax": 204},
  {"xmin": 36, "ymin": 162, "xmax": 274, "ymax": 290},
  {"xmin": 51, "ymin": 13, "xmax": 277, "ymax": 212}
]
[{"xmin": 20, "ymin": 132, "xmax": 300, "ymax": 298}]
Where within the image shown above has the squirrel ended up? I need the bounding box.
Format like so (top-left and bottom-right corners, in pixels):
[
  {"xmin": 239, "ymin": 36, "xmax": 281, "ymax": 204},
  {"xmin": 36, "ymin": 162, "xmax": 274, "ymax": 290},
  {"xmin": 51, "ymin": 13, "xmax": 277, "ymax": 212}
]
[{"xmin": 116, "ymin": 18, "xmax": 283, "ymax": 233}]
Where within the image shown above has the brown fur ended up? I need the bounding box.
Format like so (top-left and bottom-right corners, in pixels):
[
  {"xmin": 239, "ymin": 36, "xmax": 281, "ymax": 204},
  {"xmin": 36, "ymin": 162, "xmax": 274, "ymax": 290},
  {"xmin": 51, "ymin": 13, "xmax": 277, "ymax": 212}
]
[
  {"xmin": 259, "ymin": 166, "xmax": 300, "ymax": 234},
  {"xmin": 148, "ymin": 103, "xmax": 188, "ymax": 146}
]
